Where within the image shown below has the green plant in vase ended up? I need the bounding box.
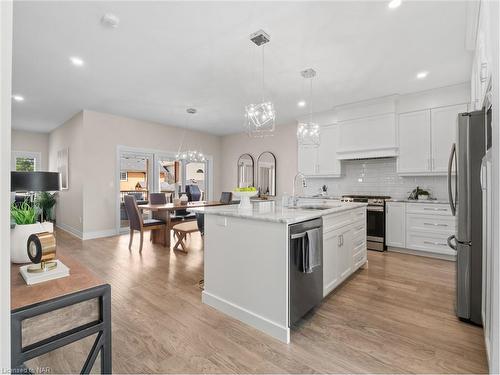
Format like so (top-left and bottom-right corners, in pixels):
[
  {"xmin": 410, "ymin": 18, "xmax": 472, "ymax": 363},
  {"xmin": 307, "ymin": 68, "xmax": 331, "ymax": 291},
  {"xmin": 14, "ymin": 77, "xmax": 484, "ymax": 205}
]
[
  {"xmin": 35, "ymin": 191, "xmax": 57, "ymax": 222},
  {"xmin": 10, "ymin": 200, "xmax": 38, "ymax": 225}
]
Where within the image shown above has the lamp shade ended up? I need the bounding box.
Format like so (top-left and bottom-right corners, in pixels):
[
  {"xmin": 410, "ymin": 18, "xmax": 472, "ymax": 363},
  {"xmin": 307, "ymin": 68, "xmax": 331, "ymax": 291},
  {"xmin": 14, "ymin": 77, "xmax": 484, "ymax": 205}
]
[{"xmin": 11, "ymin": 172, "xmax": 61, "ymax": 192}]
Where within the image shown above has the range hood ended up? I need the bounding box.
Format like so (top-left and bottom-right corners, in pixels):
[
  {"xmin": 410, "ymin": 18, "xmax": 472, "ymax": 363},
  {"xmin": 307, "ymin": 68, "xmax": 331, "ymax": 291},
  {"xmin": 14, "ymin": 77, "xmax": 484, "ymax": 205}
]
[{"xmin": 336, "ymin": 147, "xmax": 398, "ymax": 160}]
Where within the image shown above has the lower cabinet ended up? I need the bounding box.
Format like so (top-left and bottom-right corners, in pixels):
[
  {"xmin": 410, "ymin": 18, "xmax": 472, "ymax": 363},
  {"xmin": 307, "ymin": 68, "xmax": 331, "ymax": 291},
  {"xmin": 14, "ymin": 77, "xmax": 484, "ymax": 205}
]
[
  {"xmin": 385, "ymin": 201, "xmax": 457, "ymax": 257},
  {"xmin": 323, "ymin": 208, "xmax": 366, "ymax": 297}
]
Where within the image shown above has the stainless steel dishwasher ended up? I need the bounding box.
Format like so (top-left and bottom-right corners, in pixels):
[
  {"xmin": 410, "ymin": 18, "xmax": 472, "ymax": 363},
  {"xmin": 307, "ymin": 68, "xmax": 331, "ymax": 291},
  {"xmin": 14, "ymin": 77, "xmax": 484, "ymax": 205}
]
[{"xmin": 289, "ymin": 218, "xmax": 323, "ymax": 326}]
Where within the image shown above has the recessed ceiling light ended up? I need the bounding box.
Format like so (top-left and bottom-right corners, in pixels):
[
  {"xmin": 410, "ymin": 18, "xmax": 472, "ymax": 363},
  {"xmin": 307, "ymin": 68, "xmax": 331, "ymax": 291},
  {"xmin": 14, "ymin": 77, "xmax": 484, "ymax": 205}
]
[
  {"xmin": 70, "ymin": 56, "xmax": 84, "ymax": 66},
  {"xmin": 388, "ymin": 0, "xmax": 402, "ymax": 9},
  {"xmin": 101, "ymin": 13, "xmax": 120, "ymax": 28},
  {"xmin": 416, "ymin": 71, "xmax": 428, "ymax": 79},
  {"xmin": 12, "ymin": 95, "xmax": 24, "ymax": 102},
  {"xmin": 297, "ymin": 100, "xmax": 306, "ymax": 108}
]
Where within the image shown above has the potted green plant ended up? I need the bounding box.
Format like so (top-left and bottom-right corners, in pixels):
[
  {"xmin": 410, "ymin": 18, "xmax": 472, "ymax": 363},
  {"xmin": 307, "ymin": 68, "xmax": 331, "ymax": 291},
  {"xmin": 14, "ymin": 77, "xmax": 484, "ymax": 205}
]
[
  {"xmin": 10, "ymin": 200, "xmax": 53, "ymax": 263},
  {"xmin": 35, "ymin": 191, "xmax": 57, "ymax": 222}
]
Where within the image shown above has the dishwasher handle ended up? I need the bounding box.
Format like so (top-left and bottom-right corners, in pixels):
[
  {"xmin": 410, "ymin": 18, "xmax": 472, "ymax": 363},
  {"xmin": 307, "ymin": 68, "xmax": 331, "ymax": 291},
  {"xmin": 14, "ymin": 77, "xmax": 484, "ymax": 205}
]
[{"xmin": 291, "ymin": 232, "xmax": 308, "ymax": 240}]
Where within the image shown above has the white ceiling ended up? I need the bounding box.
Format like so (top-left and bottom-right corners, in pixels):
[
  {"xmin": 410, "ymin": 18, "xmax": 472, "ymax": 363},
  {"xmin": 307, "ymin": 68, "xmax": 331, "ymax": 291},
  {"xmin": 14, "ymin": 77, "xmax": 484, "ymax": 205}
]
[{"xmin": 12, "ymin": 1, "xmax": 472, "ymax": 135}]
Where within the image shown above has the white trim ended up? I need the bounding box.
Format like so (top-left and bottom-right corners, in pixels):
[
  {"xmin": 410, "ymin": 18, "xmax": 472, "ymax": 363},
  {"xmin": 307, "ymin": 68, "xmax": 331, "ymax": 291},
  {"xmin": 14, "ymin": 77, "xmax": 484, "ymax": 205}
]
[
  {"xmin": 0, "ymin": 0, "xmax": 12, "ymax": 368},
  {"xmin": 202, "ymin": 291, "xmax": 290, "ymax": 343},
  {"xmin": 82, "ymin": 229, "xmax": 118, "ymax": 240},
  {"xmin": 387, "ymin": 246, "xmax": 456, "ymax": 261},
  {"xmin": 56, "ymin": 223, "xmax": 83, "ymax": 240},
  {"xmin": 11, "ymin": 150, "xmax": 41, "ymax": 171}
]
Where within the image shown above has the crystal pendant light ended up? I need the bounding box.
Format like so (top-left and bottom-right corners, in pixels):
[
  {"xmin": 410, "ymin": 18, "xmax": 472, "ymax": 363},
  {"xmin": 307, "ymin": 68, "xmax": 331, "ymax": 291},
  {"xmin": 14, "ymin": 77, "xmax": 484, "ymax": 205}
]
[
  {"xmin": 297, "ymin": 68, "xmax": 320, "ymax": 147},
  {"xmin": 176, "ymin": 108, "xmax": 206, "ymax": 162},
  {"xmin": 245, "ymin": 30, "xmax": 276, "ymax": 137}
]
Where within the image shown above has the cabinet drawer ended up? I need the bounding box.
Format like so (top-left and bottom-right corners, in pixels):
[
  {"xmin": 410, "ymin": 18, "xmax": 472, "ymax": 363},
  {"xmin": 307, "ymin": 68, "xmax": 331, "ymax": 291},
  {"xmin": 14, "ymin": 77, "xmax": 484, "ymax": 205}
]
[
  {"xmin": 406, "ymin": 230, "xmax": 455, "ymax": 255},
  {"xmin": 323, "ymin": 211, "xmax": 353, "ymax": 232},
  {"xmin": 353, "ymin": 249, "xmax": 366, "ymax": 269},
  {"xmin": 406, "ymin": 203, "xmax": 452, "ymax": 216},
  {"xmin": 406, "ymin": 214, "xmax": 456, "ymax": 234},
  {"xmin": 352, "ymin": 222, "xmax": 366, "ymax": 242}
]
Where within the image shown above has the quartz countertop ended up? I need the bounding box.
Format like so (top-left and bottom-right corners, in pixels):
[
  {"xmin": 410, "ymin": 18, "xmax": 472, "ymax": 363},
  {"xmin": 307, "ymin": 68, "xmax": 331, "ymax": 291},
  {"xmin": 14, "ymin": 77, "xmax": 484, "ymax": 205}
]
[
  {"xmin": 188, "ymin": 201, "xmax": 366, "ymax": 224},
  {"xmin": 386, "ymin": 198, "xmax": 450, "ymax": 204}
]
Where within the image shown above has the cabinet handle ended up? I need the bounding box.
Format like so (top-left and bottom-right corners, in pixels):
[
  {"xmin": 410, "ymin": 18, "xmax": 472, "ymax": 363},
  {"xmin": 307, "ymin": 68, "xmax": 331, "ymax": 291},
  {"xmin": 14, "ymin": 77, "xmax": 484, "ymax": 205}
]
[
  {"xmin": 338, "ymin": 236, "xmax": 342, "ymax": 247},
  {"xmin": 423, "ymin": 207, "xmax": 447, "ymax": 211},
  {"xmin": 340, "ymin": 234, "xmax": 344, "ymax": 247},
  {"xmin": 424, "ymin": 222, "xmax": 448, "ymax": 227},
  {"xmin": 424, "ymin": 241, "xmax": 447, "ymax": 246}
]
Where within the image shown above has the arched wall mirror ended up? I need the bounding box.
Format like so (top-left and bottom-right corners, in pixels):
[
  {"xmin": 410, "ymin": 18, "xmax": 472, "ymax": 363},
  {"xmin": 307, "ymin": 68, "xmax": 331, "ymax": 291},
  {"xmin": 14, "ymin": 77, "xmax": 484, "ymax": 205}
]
[
  {"xmin": 257, "ymin": 152, "xmax": 276, "ymax": 196},
  {"xmin": 237, "ymin": 154, "xmax": 255, "ymax": 188}
]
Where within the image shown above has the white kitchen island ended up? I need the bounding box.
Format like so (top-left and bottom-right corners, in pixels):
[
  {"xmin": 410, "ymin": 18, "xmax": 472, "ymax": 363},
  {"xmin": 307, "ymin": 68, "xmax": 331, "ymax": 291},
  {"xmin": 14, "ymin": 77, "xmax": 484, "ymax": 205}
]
[{"xmin": 189, "ymin": 201, "xmax": 367, "ymax": 343}]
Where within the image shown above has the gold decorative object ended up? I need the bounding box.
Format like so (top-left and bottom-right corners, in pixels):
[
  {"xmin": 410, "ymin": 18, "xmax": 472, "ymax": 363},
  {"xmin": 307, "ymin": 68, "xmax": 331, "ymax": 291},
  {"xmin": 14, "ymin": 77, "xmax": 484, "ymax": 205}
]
[{"xmin": 26, "ymin": 232, "xmax": 57, "ymax": 273}]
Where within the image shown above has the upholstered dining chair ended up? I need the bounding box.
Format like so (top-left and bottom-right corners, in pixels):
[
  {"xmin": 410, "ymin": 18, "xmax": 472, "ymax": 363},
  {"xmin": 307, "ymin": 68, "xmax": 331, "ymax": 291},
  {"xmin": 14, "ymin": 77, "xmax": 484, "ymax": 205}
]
[
  {"xmin": 149, "ymin": 192, "xmax": 167, "ymax": 204},
  {"xmin": 123, "ymin": 195, "xmax": 166, "ymax": 252}
]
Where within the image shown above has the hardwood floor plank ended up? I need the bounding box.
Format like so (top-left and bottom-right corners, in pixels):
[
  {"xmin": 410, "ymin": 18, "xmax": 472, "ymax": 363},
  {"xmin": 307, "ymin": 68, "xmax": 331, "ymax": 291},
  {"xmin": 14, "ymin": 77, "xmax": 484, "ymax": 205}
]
[{"xmin": 48, "ymin": 229, "xmax": 488, "ymax": 374}]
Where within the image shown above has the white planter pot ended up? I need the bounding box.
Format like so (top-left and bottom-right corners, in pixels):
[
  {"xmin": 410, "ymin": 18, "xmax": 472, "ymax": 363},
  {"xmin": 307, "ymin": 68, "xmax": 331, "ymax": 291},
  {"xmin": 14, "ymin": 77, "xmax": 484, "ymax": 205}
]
[
  {"xmin": 10, "ymin": 222, "xmax": 54, "ymax": 263},
  {"xmin": 417, "ymin": 195, "xmax": 429, "ymax": 200}
]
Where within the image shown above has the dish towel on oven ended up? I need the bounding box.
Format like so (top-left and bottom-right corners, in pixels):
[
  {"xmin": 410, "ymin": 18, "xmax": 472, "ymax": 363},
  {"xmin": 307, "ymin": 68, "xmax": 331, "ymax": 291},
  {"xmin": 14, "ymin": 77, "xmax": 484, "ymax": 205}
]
[{"xmin": 303, "ymin": 228, "xmax": 321, "ymax": 273}]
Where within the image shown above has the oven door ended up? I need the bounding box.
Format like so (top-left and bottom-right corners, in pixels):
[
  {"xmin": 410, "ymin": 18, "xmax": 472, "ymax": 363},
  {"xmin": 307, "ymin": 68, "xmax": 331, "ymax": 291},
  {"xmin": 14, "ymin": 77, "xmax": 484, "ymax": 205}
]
[{"xmin": 366, "ymin": 206, "xmax": 385, "ymax": 251}]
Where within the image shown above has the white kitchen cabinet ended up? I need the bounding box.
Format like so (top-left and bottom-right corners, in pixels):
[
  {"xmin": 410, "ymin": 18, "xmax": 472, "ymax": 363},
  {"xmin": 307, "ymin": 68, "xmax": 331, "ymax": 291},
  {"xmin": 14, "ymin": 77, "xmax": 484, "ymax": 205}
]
[
  {"xmin": 298, "ymin": 145, "xmax": 316, "ymax": 176},
  {"xmin": 398, "ymin": 104, "xmax": 467, "ymax": 176},
  {"xmin": 322, "ymin": 207, "xmax": 366, "ymax": 297},
  {"xmin": 385, "ymin": 202, "xmax": 456, "ymax": 258},
  {"xmin": 337, "ymin": 227, "xmax": 353, "ymax": 282},
  {"xmin": 431, "ymin": 104, "xmax": 468, "ymax": 173},
  {"xmin": 297, "ymin": 125, "xmax": 341, "ymax": 177},
  {"xmin": 398, "ymin": 110, "xmax": 431, "ymax": 174},
  {"xmin": 337, "ymin": 113, "xmax": 398, "ymax": 159},
  {"xmin": 385, "ymin": 202, "xmax": 406, "ymax": 248},
  {"xmin": 323, "ymin": 228, "xmax": 340, "ymax": 296}
]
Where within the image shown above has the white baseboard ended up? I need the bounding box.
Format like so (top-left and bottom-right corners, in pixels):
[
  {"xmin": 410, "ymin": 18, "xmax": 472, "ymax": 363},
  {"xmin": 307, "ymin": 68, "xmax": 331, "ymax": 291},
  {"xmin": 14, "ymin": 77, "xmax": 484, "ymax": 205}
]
[
  {"xmin": 82, "ymin": 229, "xmax": 118, "ymax": 240},
  {"xmin": 56, "ymin": 223, "xmax": 83, "ymax": 239},
  {"xmin": 388, "ymin": 246, "xmax": 456, "ymax": 261},
  {"xmin": 202, "ymin": 291, "xmax": 290, "ymax": 344}
]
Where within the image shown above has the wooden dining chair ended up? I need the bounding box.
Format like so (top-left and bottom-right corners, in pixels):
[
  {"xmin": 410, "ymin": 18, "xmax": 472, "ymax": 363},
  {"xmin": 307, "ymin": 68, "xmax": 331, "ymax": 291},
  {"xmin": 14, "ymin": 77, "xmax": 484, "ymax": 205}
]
[{"xmin": 124, "ymin": 195, "xmax": 166, "ymax": 252}]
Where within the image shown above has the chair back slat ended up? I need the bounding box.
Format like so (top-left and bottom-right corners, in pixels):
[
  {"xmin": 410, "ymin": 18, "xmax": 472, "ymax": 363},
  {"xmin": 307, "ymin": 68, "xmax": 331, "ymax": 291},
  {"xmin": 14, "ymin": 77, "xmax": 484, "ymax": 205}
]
[
  {"xmin": 124, "ymin": 195, "xmax": 142, "ymax": 231},
  {"xmin": 220, "ymin": 192, "xmax": 233, "ymax": 204}
]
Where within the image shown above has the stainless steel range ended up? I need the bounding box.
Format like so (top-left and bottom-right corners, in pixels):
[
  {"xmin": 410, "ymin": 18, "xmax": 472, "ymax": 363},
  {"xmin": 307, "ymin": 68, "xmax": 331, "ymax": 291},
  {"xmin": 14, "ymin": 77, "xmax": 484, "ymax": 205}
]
[{"xmin": 341, "ymin": 195, "xmax": 391, "ymax": 251}]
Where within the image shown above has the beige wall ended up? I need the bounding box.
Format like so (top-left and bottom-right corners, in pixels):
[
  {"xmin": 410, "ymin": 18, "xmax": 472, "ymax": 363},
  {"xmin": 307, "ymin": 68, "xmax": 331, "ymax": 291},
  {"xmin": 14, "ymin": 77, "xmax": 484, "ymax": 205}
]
[
  {"xmin": 48, "ymin": 112, "xmax": 84, "ymax": 237},
  {"xmin": 220, "ymin": 124, "xmax": 298, "ymax": 197},
  {"xmin": 11, "ymin": 129, "xmax": 50, "ymax": 170},
  {"xmin": 82, "ymin": 110, "xmax": 222, "ymax": 235}
]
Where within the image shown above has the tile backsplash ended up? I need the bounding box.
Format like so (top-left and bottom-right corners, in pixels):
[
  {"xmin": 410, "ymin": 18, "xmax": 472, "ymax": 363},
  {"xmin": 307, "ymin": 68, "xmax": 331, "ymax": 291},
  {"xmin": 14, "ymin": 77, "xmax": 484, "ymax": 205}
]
[{"xmin": 304, "ymin": 158, "xmax": 448, "ymax": 200}]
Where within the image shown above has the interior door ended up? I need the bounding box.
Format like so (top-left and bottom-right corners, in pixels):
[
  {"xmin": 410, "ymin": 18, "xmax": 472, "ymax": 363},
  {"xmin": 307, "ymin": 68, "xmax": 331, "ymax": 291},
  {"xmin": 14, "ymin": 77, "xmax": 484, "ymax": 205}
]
[
  {"xmin": 431, "ymin": 104, "xmax": 467, "ymax": 173},
  {"xmin": 398, "ymin": 110, "xmax": 431, "ymax": 174}
]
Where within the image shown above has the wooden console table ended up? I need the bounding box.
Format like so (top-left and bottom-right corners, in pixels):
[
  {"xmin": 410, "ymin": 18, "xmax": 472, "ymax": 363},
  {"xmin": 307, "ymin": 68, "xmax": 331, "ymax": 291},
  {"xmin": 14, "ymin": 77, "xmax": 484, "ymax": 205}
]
[{"xmin": 10, "ymin": 253, "xmax": 111, "ymax": 374}]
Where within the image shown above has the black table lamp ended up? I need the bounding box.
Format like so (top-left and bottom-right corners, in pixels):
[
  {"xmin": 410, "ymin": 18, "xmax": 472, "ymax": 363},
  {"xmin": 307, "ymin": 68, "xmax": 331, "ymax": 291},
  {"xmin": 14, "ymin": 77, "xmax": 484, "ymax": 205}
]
[{"xmin": 11, "ymin": 171, "xmax": 61, "ymax": 192}]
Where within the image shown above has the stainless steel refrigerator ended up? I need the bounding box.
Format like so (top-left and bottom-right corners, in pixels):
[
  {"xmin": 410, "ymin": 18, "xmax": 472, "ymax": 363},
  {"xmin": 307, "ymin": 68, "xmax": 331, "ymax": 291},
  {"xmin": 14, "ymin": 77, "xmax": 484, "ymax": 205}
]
[{"xmin": 447, "ymin": 110, "xmax": 485, "ymax": 325}]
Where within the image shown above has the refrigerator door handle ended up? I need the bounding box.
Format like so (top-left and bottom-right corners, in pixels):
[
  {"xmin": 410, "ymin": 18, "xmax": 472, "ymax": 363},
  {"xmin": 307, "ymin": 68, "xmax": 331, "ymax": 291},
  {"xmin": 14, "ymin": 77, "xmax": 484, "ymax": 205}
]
[
  {"xmin": 448, "ymin": 143, "xmax": 457, "ymax": 216},
  {"xmin": 447, "ymin": 235, "xmax": 458, "ymax": 251}
]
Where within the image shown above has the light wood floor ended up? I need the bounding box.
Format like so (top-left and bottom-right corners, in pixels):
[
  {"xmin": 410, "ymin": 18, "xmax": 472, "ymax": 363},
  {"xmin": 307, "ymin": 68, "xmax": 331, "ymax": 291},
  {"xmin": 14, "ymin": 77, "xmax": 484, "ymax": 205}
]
[{"xmin": 53, "ymin": 229, "xmax": 488, "ymax": 374}]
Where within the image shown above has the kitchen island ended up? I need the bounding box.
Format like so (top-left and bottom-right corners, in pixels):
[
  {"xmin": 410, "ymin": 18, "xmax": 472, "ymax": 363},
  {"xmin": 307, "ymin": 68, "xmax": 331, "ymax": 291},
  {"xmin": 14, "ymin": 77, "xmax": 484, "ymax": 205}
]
[{"xmin": 189, "ymin": 201, "xmax": 367, "ymax": 343}]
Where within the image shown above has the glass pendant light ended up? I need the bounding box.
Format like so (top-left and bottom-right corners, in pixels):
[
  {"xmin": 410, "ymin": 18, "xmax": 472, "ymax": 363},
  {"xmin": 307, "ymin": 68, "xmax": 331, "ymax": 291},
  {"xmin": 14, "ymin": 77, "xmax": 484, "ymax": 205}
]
[
  {"xmin": 297, "ymin": 68, "xmax": 320, "ymax": 147},
  {"xmin": 176, "ymin": 108, "xmax": 206, "ymax": 162},
  {"xmin": 245, "ymin": 30, "xmax": 276, "ymax": 137}
]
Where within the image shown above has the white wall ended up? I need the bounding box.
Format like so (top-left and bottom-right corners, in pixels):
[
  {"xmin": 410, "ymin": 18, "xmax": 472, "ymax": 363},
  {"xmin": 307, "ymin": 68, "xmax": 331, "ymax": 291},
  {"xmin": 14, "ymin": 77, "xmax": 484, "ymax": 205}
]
[
  {"xmin": 48, "ymin": 111, "xmax": 85, "ymax": 237},
  {"xmin": 82, "ymin": 110, "xmax": 222, "ymax": 236},
  {"xmin": 0, "ymin": 0, "xmax": 12, "ymax": 368},
  {"xmin": 220, "ymin": 124, "xmax": 297, "ymax": 197},
  {"xmin": 11, "ymin": 129, "xmax": 49, "ymax": 170}
]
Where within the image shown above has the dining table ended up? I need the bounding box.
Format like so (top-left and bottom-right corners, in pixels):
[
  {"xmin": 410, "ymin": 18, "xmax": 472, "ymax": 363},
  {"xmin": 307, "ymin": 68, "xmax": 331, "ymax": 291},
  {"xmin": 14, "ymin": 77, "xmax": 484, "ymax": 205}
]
[{"xmin": 139, "ymin": 200, "xmax": 232, "ymax": 247}]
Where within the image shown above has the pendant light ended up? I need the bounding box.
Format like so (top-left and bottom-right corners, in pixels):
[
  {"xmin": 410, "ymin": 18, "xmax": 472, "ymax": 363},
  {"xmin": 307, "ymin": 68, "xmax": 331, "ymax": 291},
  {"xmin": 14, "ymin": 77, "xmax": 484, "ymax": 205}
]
[
  {"xmin": 176, "ymin": 108, "xmax": 206, "ymax": 162},
  {"xmin": 297, "ymin": 68, "xmax": 320, "ymax": 147},
  {"xmin": 245, "ymin": 29, "xmax": 276, "ymax": 137}
]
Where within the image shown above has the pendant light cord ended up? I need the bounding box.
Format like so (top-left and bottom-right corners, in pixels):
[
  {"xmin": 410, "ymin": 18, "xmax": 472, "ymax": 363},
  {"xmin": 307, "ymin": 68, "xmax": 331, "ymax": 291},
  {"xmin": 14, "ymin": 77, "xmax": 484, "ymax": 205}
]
[
  {"xmin": 309, "ymin": 76, "xmax": 313, "ymax": 123},
  {"xmin": 261, "ymin": 45, "xmax": 265, "ymax": 103}
]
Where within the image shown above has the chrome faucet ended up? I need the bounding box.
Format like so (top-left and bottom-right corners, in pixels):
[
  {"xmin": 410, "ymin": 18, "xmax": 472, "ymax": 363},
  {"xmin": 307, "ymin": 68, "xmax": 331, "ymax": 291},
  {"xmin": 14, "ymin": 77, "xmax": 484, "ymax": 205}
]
[{"xmin": 291, "ymin": 172, "xmax": 307, "ymax": 206}]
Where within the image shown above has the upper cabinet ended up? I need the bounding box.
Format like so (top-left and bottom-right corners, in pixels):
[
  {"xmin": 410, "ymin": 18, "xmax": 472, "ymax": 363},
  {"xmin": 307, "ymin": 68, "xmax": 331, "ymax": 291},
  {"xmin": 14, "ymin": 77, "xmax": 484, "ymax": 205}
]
[
  {"xmin": 298, "ymin": 125, "xmax": 341, "ymax": 177},
  {"xmin": 398, "ymin": 110, "xmax": 431, "ymax": 174},
  {"xmin": 397, "ymin": 104, "xmax": 467, "ymax": 175},
  {"xmin": 337, "ymin": 113, "xmax": 398, "ymax": 159}
]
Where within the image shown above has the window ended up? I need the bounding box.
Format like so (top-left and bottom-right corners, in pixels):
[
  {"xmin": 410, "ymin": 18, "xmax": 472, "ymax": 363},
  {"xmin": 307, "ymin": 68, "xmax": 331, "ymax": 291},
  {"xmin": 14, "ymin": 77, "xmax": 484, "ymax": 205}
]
[
  {"xmin": 120, "ymin": 171, "xmax": 128, "ymax": 181},
  {"xmin": 11, "ymin": 151, "xmax": 41, "ymax": 171}
]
